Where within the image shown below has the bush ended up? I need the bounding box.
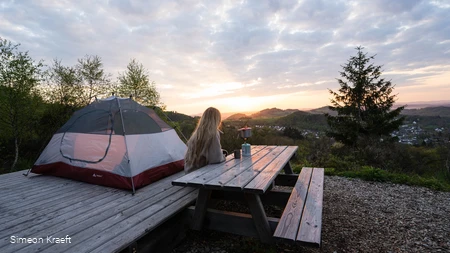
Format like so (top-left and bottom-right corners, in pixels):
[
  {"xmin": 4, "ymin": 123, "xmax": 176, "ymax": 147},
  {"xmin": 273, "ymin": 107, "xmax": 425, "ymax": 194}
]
[{"xmin": 323, "ymin": 165, "xmax": 450, "ymax": 192}]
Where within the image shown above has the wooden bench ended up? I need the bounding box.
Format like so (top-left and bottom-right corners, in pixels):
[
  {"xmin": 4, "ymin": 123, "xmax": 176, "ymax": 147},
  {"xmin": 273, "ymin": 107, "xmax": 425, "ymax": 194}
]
[{"xmin": 273, "ymin": 167, "xmax": 324, "ymax": 247}]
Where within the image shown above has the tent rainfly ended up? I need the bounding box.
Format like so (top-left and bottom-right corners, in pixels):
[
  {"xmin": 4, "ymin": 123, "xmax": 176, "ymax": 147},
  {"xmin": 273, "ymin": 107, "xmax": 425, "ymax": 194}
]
[{"xmin": 30, "ymin": 96, "xmax": 187, "ymax": 193}]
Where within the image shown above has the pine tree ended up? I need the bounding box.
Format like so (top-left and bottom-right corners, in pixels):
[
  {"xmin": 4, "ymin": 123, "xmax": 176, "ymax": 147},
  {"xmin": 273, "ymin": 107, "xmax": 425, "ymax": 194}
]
[{"xmin": 326, "ymin": 46, "xmax": 404, "ymax": 146}]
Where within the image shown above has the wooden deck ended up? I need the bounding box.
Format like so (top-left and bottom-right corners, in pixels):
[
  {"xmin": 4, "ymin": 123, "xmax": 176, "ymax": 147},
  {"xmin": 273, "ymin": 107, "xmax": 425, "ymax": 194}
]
[{"xmin": 0, "ymin": 170, "xmax": 198, "ymax": 253}]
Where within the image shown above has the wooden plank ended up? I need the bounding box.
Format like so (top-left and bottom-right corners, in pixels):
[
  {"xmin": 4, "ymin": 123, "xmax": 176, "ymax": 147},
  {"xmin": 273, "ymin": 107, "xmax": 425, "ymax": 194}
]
[
  {"xmin": 187, "ymin": 145, "xmax": 267, "ymax": 187},
  {"xmin": 202, "ymin": 146, "xmax": 277, "ymax": 189},
  {"xmin": 182, "ymin": 146, "xmax": 270, "ymax": 188},
  {"xmin": 0, "ymin": 176, "xmax": 84, "ymax": 202},
  {"xmin": 0, "ymin": 190, "xmax": 113, "ymax": 237},
  {"xmin": 244, "ymin": 193, "xmax": 274, "ymax": 243},
  {"xmin": 244, "ymin": 146, "xmax": 298, "ymax": 194},
  {"xmin": 13, "ymin": 186, "xmax": 192, "ymax": 253},
  {"xmin": 297, "ymin": 168, "xmax": 324, "ymax": 247},
  {"xmin": 2, "ymin": 173, "xmax": 185, "ymax": 252},
  {"xmin": 171, "ymin": 156, "xmax": 236, "ymax": 185},
  {"xmin": 191, "ymin": 189, "xmax": 211, "ymax": 230},
  {"xmin": 0, "ymin": 186, "xmax": 116, "ymax": 224},
  {"xmin": 0, "ymin": 190, "xmax": 130, "ymax": 252},
  {"xmin": 171, "ymin": 146, "xmax": 266, "ymax": 187},
  {"xmin": 89, "ymin": 191, "xmax": 197, "ymax": 253},
  {"xmin": 185, "ymin": 206, "xmax": 279, "ymax": 239},
  {"xmin": 275, "ymin": 174, "xmax": 299, "ymax": 187},
  {"xmin": 59, "ymin": 188, "xmax": 197, "ymax": 253},
  {"xmin": 0, "ymin": 170, "xmax": 32, "ymax": 183},
  {"xmin": 273, "ymin": 167, "xmax": 312, "ymax": 241},
  {"xmin": 123, "ymin": 210, "xmax": 190, "ymax": 253},
  {"xmin": 225, "ymin": 146, "xmax": 288, "ymax": 190},
  {"xmin": 0, "ymin": 172, "xmax": 64, "ymax": 190},
  {"xmin": 209, "ymin": 189, "xmax": 291, "ymax": 207},
  {"xmin": 0, "ymin": 181, "xmax": 106, "ymax": 219}
]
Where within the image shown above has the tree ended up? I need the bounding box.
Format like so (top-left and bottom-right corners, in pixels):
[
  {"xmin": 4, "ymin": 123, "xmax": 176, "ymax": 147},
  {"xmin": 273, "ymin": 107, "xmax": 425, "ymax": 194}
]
[
  {"xmin": 44, "ymin": 55, "xmax": 111, "ymax": 108},
  {"xmin": 77, "ymin": 55, "xmax": 111, "ymax": 104},
  {"xmin": 117, "ymin": 59, "xmax": 161, "ymax": 107},
  {"xmin": 326, "ymin": 46, "xmax": 404, "ymax": 146},
  {"xmin": 44, "ymin": 59, "xmax": 84, "ymax": 107},
  {"xmin": 0, "ymin": 39, "xmax": 43, "ymax": 170},
  {"xmin": 283, "ymin": 127, "xmax": 304, "ymax": 140}
]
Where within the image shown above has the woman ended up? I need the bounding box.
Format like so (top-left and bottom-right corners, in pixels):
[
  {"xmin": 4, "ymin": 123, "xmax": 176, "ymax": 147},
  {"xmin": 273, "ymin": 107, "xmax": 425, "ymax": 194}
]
[{"xmin": 184, "ymin": 107, "xmax": 227, "ymax": 174}]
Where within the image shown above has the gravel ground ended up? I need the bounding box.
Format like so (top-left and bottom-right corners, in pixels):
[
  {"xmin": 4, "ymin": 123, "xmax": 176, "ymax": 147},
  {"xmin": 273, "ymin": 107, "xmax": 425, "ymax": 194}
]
[{"xmin": 172, "ymin": 176, "xmax": 450, "ymax": 253}]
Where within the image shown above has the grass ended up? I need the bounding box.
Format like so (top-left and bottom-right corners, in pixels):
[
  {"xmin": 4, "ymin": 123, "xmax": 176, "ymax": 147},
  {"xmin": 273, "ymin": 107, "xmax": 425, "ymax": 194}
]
[
  {"xmin": 293, "ymin": 164, "xmax": 450, "ymax": 192},
  {"xmin": 326, "ymin": 166, "xmax": 450, "ymax": 192}
]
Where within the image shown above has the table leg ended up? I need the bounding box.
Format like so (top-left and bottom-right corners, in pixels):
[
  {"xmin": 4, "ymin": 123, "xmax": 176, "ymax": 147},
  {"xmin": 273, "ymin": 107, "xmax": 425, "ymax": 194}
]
[
  {"xmin": 192, "ymin": 189, "xmax": 211, "ymax": 230},
  {"xmin": 244, "ymin": 193, "xmax": 274, "ymax": 243},
  {"xmin": 283, "ymin": 162, "xmax": 293, "ymax": 174}
]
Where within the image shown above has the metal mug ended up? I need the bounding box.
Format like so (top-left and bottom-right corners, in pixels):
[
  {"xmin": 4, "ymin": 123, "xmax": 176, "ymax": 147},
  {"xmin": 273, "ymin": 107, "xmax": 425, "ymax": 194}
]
[{"xmin": 233, "ymin": 149, "xmax": 241, "ymax": 159}]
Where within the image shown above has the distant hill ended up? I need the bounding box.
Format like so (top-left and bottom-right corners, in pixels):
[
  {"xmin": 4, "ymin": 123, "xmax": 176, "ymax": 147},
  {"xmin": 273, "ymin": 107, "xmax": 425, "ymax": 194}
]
[
  {"xmin": 164, "ymin": 111, "xmax": 195, "ymax": 122},
  {"xmin": 220, "ymin": 103, "xmax": 450, "ymax": 123},
  {"xmin": 224, "ymin": 108, "xmax": 300, "ymax": 120},
  {"xmin": 308, "ymin": 106, "xmax": 450, "ymax": 118},
  {"xmin": 226, "ymin": 113, "xmax": 249, "ymax": 120},
  {"xmin": 396, "ymin": 100, "xmax": 450, "ymax": 109},
  {"xmin": 402, "ymin": 106, "xmax": 450, "ymax": 117},
  {"xmin": 275, "ymin": 111, "xmax": 329, "ymax": 131},
  {"xmin": 308, "ymin": 106, "xmax": 336, "ymax": 116},
  {"xmin": 250, "ymin": 108, "xmax": 299, "ymax": 119}
]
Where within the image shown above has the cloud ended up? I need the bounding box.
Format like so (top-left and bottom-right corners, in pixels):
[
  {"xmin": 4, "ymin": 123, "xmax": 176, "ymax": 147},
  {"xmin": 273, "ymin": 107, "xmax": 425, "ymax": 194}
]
[{"xmin": 1, "ymin": 0, "xmax": 449, "ymax": 114}]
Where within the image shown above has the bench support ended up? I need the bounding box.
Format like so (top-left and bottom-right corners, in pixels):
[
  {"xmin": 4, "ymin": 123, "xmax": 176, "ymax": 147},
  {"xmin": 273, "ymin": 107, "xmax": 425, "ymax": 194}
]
[{"xmin": 186, "ymin": 206, "xmax": 279, "ymax": 238}]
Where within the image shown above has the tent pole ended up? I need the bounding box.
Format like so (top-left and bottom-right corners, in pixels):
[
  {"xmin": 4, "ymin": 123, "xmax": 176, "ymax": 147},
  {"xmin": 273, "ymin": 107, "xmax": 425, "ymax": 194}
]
[
  {"xmin": 154, "ymin": 107, "xmax": 189, "ymax": 143},
  {"xmin": 23, "ymin": 168, "xmax": 32, "ymax": 176},
  {"xmin": 116, "ymin": 97, "xmax": 136, "ymax": 195}
]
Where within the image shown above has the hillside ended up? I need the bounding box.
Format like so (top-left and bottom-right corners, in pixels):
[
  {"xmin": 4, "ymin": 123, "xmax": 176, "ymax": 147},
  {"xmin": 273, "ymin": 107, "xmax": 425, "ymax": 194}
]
[
  {"xmin": 402, "ymin": 106, "xmax": 450, "ymax": 117},
  {"xmin": 275, "ymin": 111, "xmax": 328, "ymax": 131},
  {"xmin": 225, "ymin": 113, "xmax": 249, "ymax": 121},
  {"xmin": 225, "ymin": 108, "xmax": 300, "ymax": 120},
  {"xmin": 164, "ymin": 111, "xmax": 195, "ymax": 121},
  {"xmin": 308, "ymin": 106, "xmax": 450, "ymax": 118},
  {"xmin": 308, "ymin": 106, "xmax": 336, "ymax": 116},
  {"xmin": 250, "ymin": 108, "xmax": 299, "ymax": 119}
]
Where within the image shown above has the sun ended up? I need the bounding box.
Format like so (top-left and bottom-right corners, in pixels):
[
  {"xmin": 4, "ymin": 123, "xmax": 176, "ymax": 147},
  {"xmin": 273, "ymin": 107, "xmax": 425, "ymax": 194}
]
[{"xmin": 221, "ymin": 96, "xmax": 262, "ymax": 113}]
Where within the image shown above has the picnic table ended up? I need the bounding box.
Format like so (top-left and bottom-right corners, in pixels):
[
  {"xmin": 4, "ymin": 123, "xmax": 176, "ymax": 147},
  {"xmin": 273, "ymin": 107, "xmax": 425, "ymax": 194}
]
[{"xmin": 172, "ymin": 145, "xmax": 324, "ymax": 247}]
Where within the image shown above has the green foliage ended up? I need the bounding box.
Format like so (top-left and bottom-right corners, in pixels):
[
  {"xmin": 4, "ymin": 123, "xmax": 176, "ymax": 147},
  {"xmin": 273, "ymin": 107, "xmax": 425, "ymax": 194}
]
[
  {"xmin": 117, "ymin": 59, "xmax": 161, "ymax": 107},
  {"xmin": 282, "ymin": 127, "xmax": 304, "ymax": 140},
  {"xmin": 402, "ymin": 106, "xmax": 450, "ymax": 117},
  {"xmin": 0, "ymin": 38, "xmax": 44, "ymax": 170},
  {"xmin": 325, "ymin": 166, "xmax": 450, "ymax": 192},
  {"xmin": 326, "ymin": 46, "xmax": 404, "ymax": 146},
  {"xmin": 44, "ymin": 56, "xmax": 111, "ymax": 108},
  {"xmin": 77, "ymin": 55, "xmax": 112, "ymax": 103},
  {"xmin": 277, "ymin": 111, "xmax": 328, "ymax": 131},
  {"xmin": 43, "ymin": 59, "xmax": 83, "ymax": 108}
]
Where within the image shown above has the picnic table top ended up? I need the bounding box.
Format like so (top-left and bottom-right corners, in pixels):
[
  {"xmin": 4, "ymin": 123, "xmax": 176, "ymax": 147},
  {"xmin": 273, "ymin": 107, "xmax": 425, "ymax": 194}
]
[{"xmin": 172, "ymin": 145, "xmax": 298, "ymax": 194}]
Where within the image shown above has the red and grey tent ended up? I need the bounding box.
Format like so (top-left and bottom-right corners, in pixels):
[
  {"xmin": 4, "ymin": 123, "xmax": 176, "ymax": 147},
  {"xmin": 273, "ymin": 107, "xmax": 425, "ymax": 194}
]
[{"xmin": 30, "ymin": 96, "xmax": 186, "ymax": 193}]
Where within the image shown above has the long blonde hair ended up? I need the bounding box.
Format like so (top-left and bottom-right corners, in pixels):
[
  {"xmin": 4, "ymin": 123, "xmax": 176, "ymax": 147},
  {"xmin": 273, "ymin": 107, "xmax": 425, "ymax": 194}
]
[{"xmin": 185, "ymin": 107, "xmax": 222, "ymax": 169}]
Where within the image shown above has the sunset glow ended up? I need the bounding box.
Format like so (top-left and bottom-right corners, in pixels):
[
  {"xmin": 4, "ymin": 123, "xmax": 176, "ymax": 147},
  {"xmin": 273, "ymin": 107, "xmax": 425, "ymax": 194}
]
[{"xmin": 1, "ymin": 1, "xmax": 449, "ymax": 115}]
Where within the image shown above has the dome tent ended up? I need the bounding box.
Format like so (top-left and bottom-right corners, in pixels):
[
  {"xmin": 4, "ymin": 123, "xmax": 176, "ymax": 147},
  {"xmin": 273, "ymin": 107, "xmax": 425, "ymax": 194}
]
[{"xmin": 30, "ymin": 96, "xmax": 187, "ymax": 193}]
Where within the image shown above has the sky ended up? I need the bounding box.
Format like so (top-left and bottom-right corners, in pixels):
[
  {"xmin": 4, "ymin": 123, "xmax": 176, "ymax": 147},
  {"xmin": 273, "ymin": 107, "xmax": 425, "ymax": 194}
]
[{"xmin": 1, "ymin": 0, "xmax": 450, "ymax": 116}]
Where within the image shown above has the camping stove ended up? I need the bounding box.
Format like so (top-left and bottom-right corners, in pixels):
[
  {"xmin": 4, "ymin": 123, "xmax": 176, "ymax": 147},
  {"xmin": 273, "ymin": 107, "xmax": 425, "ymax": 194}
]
[{"xmin": 238, "ymin": 126, "xmax": 252, "ymax": 157}]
